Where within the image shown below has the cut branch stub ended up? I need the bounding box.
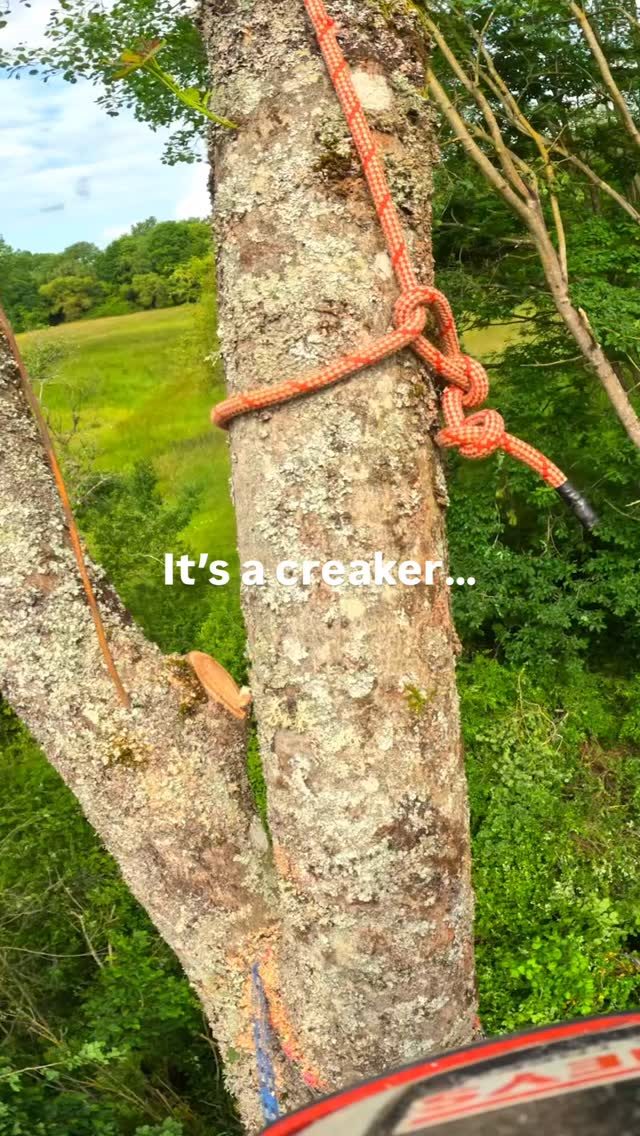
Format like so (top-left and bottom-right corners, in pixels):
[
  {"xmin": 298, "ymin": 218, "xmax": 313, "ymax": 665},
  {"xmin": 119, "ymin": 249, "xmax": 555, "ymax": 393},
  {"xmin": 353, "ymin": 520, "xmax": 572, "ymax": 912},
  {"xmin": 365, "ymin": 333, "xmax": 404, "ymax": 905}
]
[{"xmin": 186, "ymin": 650, "xmax": 253, "ymax": 719}]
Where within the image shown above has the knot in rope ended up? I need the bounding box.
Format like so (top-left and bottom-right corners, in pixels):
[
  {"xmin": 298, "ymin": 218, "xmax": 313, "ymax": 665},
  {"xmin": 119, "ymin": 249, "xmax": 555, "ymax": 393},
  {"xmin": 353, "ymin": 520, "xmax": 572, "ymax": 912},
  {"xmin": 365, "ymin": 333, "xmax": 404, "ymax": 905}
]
[
  {"xmin": 438, "ymin": 391, "xmax": 506, "ymax": 461},
  {"xmin": 393, "ymin": 285, "xmax": 491, "ymax": 413},
  {"xmin": 211, "ymin": 0, "xmax": 598, "ymax": 532},
  {"xmin": 393, "ymin": 286, "xmax": 429, "ymax": 339}
]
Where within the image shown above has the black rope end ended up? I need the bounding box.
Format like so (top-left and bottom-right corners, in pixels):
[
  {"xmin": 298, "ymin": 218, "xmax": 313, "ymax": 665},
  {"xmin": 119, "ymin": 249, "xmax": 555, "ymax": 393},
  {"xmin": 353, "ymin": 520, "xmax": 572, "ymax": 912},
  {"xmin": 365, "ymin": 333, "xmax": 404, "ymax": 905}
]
[{"xmin": 556, "ymin": 480, "xmax": 599, "ymax": 531}]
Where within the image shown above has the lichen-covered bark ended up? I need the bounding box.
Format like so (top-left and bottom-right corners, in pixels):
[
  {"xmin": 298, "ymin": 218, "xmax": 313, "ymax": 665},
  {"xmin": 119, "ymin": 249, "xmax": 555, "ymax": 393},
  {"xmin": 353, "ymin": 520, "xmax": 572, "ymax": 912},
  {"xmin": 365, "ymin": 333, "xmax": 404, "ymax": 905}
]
[
  {"xmin": 0, "ymin": 324, "xmax": 274, "ymax": 1132},
  {"xmin": 202, "ymin": 0, "xmax": 477, "ymax": 1104}
]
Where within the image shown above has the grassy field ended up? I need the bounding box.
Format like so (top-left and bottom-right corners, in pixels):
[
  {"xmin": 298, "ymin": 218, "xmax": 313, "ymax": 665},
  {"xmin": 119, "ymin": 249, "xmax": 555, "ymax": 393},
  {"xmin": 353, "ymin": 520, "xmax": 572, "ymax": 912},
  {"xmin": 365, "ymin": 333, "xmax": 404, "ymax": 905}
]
[
  {"xmin": 16, "ymin": 305, "xmax": 520, "ymax": 605},
  {"xmin": 463, "ymin": 320, "xmax": 523, "ymax": 357},
  {"xmin": 18, "ymin": 305, "xmax": 237, "ymax": 560}
]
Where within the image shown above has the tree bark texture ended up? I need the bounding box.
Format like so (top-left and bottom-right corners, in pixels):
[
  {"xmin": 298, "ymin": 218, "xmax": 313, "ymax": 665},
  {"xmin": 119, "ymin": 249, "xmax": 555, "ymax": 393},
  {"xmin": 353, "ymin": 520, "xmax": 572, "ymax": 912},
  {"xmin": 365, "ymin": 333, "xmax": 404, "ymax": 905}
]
[
  {"xmin": 202, "ymin": 0, "xmax": 476, "ymax": 1102},
  {"xmin": 0, "ymin": 0, "xmax": 477, "ymax": 1129}
]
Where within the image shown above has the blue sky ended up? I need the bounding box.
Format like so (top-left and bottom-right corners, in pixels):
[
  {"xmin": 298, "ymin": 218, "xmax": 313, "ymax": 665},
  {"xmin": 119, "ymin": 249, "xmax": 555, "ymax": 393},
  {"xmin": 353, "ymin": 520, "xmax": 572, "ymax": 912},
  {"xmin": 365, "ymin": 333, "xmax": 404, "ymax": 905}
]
[{"xmin": 0, "ymin": 0, "xmax": 210, "ymax": 253}]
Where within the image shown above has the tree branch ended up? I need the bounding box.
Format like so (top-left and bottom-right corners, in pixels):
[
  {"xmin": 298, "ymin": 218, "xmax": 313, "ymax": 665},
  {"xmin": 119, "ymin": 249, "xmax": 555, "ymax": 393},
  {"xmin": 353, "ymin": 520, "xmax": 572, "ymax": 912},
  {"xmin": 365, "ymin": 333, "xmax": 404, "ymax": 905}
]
[
  {"xmin": 426, "ymin": 46, "xmax": 640, "ymax": 447},
  {"xmin": 471, "ymin": 37, "xmax": 569, "ymax": 280},
  {"xmin": 420, "ymin": 10, "xmax": 532, "ymax": 198},
  {"xmin": 471, "ymin": 31, "xmax": 640, "ymax": 225},
  {"xmin": 570, "ymin": 0, "xmax": 640, "ymax": 149},
  {"xmin": 0, "ymin": 319, "xmax": 275, "ymax": 1132},
  {"xmin": 555, "ymin": 146, "xmax": 640, "ymax": 222},
  {"xmin": 426, "ymin": 68, "xmax": 535, "ymax": 226}
]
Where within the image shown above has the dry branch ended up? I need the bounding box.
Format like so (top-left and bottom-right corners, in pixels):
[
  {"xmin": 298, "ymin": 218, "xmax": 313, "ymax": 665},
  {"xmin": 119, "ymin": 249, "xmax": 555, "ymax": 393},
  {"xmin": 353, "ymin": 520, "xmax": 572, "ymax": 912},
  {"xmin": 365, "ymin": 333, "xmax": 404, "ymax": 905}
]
[{"xmin": 423, "ymin": 15, "xmax": 640, "ymax": 448}]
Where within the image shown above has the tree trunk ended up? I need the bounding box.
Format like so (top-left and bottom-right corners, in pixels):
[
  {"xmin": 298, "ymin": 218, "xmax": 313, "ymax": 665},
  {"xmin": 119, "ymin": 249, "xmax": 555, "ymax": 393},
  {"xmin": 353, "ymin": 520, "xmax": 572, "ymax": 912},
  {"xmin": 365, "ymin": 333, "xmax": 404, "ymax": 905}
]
[
  {"xmin": 0, "ymin": 0, "xmax": 477, "ymax": 1129},
  {"xmin": 202, "ymin": 0, "xmax": 476, "ymax": 1096}
]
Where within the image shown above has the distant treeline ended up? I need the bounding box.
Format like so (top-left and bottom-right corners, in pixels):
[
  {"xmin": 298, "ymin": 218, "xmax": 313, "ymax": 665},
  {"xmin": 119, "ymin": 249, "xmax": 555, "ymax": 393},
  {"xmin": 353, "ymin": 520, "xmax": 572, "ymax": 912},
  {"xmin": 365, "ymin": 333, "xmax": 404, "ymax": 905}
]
[{"xmin": 0, "ymin": 217, "xmax": 213, "ymax": 331}]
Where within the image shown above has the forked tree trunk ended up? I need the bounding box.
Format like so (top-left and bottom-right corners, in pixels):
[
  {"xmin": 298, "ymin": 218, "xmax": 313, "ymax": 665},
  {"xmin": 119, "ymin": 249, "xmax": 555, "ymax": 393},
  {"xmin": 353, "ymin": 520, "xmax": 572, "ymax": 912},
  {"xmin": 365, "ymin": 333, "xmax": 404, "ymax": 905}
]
[{"xmin": 0, "ymin": 0, "xmax": 476, "ymax": 1130}]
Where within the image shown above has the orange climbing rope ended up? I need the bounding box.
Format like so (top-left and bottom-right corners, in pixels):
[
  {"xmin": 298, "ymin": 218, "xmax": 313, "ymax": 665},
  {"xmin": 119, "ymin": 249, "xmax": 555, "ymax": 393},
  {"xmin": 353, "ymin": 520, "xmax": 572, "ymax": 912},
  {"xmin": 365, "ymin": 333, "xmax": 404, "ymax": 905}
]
[{"xmin": 212, "ymin": 0, "xmax": 597, "ymax": 530}]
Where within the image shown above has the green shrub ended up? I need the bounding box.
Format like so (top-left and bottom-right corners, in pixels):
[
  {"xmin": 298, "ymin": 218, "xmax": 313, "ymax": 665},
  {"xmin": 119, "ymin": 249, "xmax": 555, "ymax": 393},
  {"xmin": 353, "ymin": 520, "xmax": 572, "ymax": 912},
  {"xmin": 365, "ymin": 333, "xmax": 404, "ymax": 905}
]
[
  {"xmin": 461, "ymin": 658, "xmax": 640, "ymax": 1032},
  {"xmin": 79, "ymin": 462, "xmax": 210, "ymax": 655},
  {"xmin": 89, "ymin": 297, "xmax": 138, "ymax": 320}
]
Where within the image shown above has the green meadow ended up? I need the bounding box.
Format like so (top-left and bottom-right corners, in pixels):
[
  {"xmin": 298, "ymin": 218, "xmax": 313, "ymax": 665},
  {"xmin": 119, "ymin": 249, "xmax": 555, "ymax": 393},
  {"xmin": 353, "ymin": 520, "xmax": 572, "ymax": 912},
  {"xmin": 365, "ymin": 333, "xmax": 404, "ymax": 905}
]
[{"xmin": 18, "ymin": 305, "xmax": 236, "ymax": 561}]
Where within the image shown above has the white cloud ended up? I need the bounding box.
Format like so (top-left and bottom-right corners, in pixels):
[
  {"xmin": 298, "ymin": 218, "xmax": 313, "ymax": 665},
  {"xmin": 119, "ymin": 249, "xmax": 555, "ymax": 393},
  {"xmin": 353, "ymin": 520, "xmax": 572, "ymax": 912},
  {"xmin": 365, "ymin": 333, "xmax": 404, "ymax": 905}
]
[
  {"xmin": 175, "ymin": 164, "xmax": 210, "ymax": 220},
  {"xmin": 0, "ymin": 137, "xmax": 33, "ymax": 159},
  {"xmin": 0, "ymin": 82, "xmax": 160, "ymax": 216},
  {"xmin": 2, "ymin": 0, "xmax": 119, "ymax": 50},
  {"xmin": 0, "ymin": 68, "xmax": 208, "ymax": 250},
  {"xmin": 1, "ymin": 0, "xmax": 57, "ymax": 50}
]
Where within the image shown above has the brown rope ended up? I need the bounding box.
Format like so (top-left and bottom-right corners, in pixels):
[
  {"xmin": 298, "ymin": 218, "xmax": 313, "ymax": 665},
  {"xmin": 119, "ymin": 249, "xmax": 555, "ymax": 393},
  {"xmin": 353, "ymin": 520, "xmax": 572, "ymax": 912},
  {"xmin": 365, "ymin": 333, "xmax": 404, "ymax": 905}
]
[{"xmin": 0, "ymin": 306, "xmax": 130, "ymax": 709}]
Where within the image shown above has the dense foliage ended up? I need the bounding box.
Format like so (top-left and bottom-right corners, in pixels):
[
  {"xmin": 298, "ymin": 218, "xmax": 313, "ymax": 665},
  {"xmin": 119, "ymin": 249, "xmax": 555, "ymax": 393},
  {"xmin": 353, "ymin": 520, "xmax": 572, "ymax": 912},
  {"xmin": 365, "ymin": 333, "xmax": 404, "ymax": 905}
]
[
  {"xmin": 0, "ymin": 0, "xmax": 207, "ymax": 165},
  {"xmin": 3, "ymin": 278, "xmax": 640, "ymax": 1130},
  {"xmin": 418, "ymin": 0, "xmax": 640, "ymax": 1033},
  {"xmin": 443, "ymin": 324, "xmax": 640, "ymax": 1026},
  {"xmin": 426, "ymin": 0, "xmax": 640, "ymax": 1024},
  {"xmin": 0, "ymin": 704, "xmax": 240, "ymax": 1136},
  {"xmin": 0, "ymin": 217, "xmax": 212, "ymax": 332}
]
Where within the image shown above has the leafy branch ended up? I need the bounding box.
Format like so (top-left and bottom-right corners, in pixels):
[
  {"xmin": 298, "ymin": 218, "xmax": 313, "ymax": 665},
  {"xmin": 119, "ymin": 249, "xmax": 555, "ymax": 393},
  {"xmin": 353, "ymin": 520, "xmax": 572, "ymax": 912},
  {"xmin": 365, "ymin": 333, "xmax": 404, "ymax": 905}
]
[{"xmin": 109, "ymin": 38, "xmax": 237, "ymax": 131}]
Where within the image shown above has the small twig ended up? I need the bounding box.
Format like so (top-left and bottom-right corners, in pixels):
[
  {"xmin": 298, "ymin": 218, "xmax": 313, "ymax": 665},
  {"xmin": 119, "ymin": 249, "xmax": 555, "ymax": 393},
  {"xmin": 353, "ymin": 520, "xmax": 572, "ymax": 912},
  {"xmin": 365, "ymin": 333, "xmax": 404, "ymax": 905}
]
[
  {"xmin": 110, "ymin": 39, "xmax": 237, "ymax": 131},
  {"xmin": 0, "ymin": 945, "xmax": 95, "ymax": 959},
  {"xmin": 0, "ymin": 1061, "xmax": 65, "ymax": 1083},
  {"xmin": 75, "ymin": 914, "xmax": 105, "ymax": 970},
  {"xmin": 519, "ymin": 355, "xmax": 583, "ymax": 367},
  {"xmin": 604, "ymin": 497, "xmax": 640, "ymax": 521}
]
